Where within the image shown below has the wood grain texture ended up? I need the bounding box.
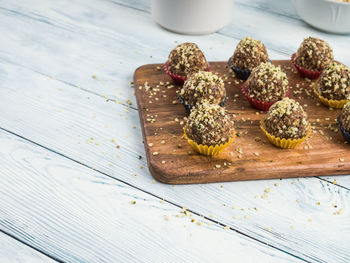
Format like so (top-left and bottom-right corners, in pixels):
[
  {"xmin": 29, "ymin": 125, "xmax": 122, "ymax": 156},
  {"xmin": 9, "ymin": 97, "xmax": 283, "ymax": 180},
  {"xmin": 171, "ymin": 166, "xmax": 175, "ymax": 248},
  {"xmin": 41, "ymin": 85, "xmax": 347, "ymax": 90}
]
[
  {"xmin": 0, "ymin": 0, "xmax": 345, "ymax": 188},
  {"xmin": 0, "ymin": 0, "xmax": 283, "ymax": 108},
  {"xmin": 1, "ymin": 58, "xmax": 350, "ymax": 262},
  {"xmin": 0, "ymin": 233, "xmax": 56, "ymax": 263},
  {"xmin": 134, "ymin": 61, "xmax": 350, "ymax": 184},
  {"xmin": 111, "ymin": 0, "xmax": 350, "ymax": 65},
  {"xmin": 0, "ymin": 0, "xmax": 314, "ymax": 109},
  {"xmin": 1, "ymin": 0, "xmax": 350, "ymax": 261},
  {"xmin": 0, "ymin": 130, "xmax": 303, "ymax": 263},
  {"xmin": 236, "ymin": 0, "xmax": 299, "ymax": 18}
]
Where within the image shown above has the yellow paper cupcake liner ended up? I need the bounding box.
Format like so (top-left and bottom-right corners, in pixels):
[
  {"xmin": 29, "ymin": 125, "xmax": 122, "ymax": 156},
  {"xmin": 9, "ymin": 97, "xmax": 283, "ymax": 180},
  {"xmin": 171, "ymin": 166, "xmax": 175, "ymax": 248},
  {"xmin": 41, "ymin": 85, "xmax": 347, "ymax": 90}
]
[
  {"xmin": 260, "ymin": 120, "xmax": 311, "ymax": 149},
  {"xmin": 183, "ymin": 128, "xmax": 235, "ymax": 156},
  {"xmin": 313, "ymin": 84, "xmax": 348, "ymax": 109}
]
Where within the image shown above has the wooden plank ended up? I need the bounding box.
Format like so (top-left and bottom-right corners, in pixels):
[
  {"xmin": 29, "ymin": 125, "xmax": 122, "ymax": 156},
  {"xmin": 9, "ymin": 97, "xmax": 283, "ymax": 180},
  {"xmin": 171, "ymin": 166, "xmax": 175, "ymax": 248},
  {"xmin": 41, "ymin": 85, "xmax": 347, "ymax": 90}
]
[
  {"xmin": 0, "ymin": 0, "xmax": 347, "ymax": 184},
  {"xmin": 0, "ymin": 0, "xmax": 289, "ymax": 107},
  {"xmin": 2, "ymin": 0, "xmax": 345, "ymax": 110},
  {"xmin": 107, "ymin": 0, "xmax": 151, "ymax": 12},
  {"xmin": 0, "ymin": 0, "xmax": 349, "ymax": 260},
  {"xmin": 109, "ymin": 0, "xmax": 350, "ymax": 66},
  {"xmin": 0, "ymin": 130, "xmax": 303, "ymax": 263},
  {"xmin": 83, "ymin": 0, "xmax": 350, "ymax": 190},
  {"xmin": 108, "ymin": 0, "xmax": 298, "ymax": 19},
  {"xmin": 235, "ymin": 0, "xmax": 299, "ymax": 18},
  {"xmin": 134, "ymin": 61, "xmax": 350, "ymax": 184},
  {"xmin": 219, "ymin": 7, "xmax": 350, "ymax": 65},
  {"xmin": 318, "ymin": 174, "xmax": 350, "ymax": 190},
  {"xmin": 1, "ymin": 60, "xmax": 350, "ymax": 262},
  {"xmin": 0, "ymin": 233, "xmax": 56, "ymax": 263}
]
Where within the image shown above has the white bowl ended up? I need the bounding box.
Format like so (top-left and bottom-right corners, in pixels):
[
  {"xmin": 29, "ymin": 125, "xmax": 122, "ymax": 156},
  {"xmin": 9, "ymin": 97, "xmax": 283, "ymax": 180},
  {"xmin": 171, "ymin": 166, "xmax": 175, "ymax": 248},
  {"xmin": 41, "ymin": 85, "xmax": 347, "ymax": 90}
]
[
  {"xmin": 151, "ymin": 0, "xmax": 234, "ymax": 35},
  {"xmin": 293, "ymin": 0, "xmax": 350, "ymax": 34}
]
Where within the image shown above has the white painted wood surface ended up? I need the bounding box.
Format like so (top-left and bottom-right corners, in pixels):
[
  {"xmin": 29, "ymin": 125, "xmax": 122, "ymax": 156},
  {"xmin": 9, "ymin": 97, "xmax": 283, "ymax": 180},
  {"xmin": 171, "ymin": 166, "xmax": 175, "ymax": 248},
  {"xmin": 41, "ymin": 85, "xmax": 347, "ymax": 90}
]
[
  {"xmin": 0, "ymin": 233, "xmax": 55, "ymax": 263},
  {"xmin": 2, "ymin": 56, "xmax": 350, "ymax": 261},
  {"xmin": 0, "ymin": 0, "xmax": 350, "ymax": 262},
  {"xmin": 0, "ymin": 130, "xmax": 302, "ymax": 263}
]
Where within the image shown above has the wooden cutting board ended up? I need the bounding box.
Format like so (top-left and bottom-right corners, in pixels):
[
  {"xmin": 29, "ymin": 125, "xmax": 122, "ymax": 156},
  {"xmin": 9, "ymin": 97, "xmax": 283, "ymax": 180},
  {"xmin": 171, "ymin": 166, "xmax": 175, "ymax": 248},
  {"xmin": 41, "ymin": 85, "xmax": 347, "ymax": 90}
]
[{"xmin": 134, "ymin": 60, "xmax": 350, "ymax": 184}]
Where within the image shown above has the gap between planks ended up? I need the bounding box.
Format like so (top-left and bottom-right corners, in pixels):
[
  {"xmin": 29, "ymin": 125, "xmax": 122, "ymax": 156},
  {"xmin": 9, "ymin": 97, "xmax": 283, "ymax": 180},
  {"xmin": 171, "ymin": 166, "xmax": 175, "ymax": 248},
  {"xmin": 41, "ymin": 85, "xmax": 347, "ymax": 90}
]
[
  {"xmin": 107, "ymin": 0, "xmax": 300, "ymax": 21},
  {"xmin": 0, "ymin": 1, "xmax": 348, "ymax": 262},
  {"xmin": 0, "ymin": 59, "xmax": 348, "ymax": 261},
  {"xmin": 108, "ymin": 0, "xmax": 350, "ymax": 65},
  {"xmin": 0, "ymin": 57, "xmax": 137, "ymax": 111},
  {"xmin": 0, "ymin": 56, "xmax": 347, "ymax": 191},
  {"xmin": 0, "ymin": 128, "xmax": 309, "ymax": 263},
  {"xmin": 0, "ymin": 230, "xmax": 62, "ymax": 263},
  {"xmin": 0, "ymin": 126, "xmax": 310, "ymax": 263},
  {"xmin": 106, "ymin": 0, "xmax": 293, "ymax": 58}
]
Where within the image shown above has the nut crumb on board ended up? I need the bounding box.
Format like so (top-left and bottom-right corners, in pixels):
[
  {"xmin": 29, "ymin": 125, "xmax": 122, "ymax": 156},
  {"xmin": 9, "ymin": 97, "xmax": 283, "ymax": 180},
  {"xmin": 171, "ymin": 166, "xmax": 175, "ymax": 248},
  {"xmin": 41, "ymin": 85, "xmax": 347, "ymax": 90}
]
[{"xmin": 137, "ymin": 61, "xmax": 349, "ymax": 184}]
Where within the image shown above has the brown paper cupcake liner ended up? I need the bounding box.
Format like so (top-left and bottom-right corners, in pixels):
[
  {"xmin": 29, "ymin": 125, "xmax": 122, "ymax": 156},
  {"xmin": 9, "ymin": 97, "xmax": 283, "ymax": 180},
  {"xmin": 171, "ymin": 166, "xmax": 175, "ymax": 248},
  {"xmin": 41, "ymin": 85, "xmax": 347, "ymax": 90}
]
[
  {"xmin": 164, "ymin": 61, "xmax": 211, "ymax": 85},
  {"xmin": 177, "ymin": 94, "xmax": 226, "ymax": 115},
  {"xmin": 260, "ymin": 120, "xmax": 311, "ymax": 149},
  {"xmin": 241, "ymin": 83, "xmax": 290, "ymax": 111},
  {"xmin": 183, "ymin": 127, "xmax": 235, "ymax": 156},
  {"xmin": 291, "ymin": 53, "xmax": 321, "ymax": 80},
  {"xmin": 337, "ymin": 115, "xmax": 350, "ymax": 143},
  {"xmin": 313, "ymin": 84, "xmax": 348, "ymax": 109}
]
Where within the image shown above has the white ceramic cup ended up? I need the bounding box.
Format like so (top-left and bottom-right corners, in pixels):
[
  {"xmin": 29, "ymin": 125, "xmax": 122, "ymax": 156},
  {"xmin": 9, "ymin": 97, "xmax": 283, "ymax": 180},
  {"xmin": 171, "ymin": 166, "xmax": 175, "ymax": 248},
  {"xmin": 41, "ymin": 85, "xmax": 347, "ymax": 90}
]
[
  {"xmin": 293, "ymin": 0, "xmax": 350, "ymax": 34},
  {"xmin": 151, "ymin": 0, "xmax": 234, "ymax": 35}
]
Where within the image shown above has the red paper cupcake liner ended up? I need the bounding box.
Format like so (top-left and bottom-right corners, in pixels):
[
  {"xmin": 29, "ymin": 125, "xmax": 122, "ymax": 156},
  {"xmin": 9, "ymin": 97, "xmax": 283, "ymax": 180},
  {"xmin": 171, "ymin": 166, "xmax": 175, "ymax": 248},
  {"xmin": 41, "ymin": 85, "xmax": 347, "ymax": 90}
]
[
  {"xmin": 163, "ymin": 61, "xmax": 186, "ymax": 85},
  {"xmin": 241, "ymin": 83, "xmax": 290, "ymax": 111},
  {"xmin": 291, "ymin": 53, "xmax": 321, "ymax": 80},
  {"xmin": 163, "ymin": 61, "xmax": 210, "ymax": 85}
]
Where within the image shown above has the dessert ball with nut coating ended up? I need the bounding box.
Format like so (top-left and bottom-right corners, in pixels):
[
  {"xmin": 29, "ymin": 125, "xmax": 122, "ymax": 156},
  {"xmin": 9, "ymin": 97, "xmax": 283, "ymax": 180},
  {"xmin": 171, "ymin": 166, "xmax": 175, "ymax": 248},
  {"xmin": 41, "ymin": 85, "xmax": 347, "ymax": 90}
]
[
  {"xmin": 340, "ymin": 102, "xmax": 350, "ymax": 132},
  {"xmin": 229, "ymin": 37, "xmax": 269, "ymax": 71},
  {"xmin": 317, "ymin": 62, "xmax": 350, "ymax": 100},
  {"xmin": 295, "ymin": 37, "xmax": 333, "ymax": 71},
  {"xmin": 185, "ymin": 103, "xmax": 235, "ymax": 146},
  {"xmin": 179, "ymin": 71, "xmax": 226, "ymax": 107},
  {"xmin": 167, "ymin": 42, "xmax": 208, "ymax": 77},
  {"xmin": 245, "ymin": 62, "xmax": 289, "ymax": 102},
  {"xmin": 264, "ymin": 98, "xmax": 309, "ymax": 139}
]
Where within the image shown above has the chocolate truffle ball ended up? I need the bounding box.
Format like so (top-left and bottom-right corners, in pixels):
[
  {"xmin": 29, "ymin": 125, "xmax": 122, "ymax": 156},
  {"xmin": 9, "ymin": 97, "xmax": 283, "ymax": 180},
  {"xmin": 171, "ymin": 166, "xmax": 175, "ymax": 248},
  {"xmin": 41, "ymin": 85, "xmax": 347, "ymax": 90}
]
[
  {"xmin": 264, "ymin": 98, "xmax": 309, "ymax": 139},
  {"xmin": 179, "ymin": 71, "xmax": 226, "ymax": 107},
  {"xmin": 245, "ymin": 62, "xmax": 289, "ymax": 102},
  {"xmin": 340, "ymin": 102, "xmax": 350, "ymax": 132},
  {"xmin": 185, "ymin": 103, "xmax": 235, "ymax": 146},
  {"xmin": 317, "ymin": 62, "xmax": 350, "ymax": 100},
  {"xmin": 167, "ymin": 42, "xmax": 207, "ymax": 77},
  {"xmin": 295, "ymin": 37, "xmax": 333, "ymax": 71},
  {"xmin": 230, "ymin": 37, "xmax": 268, "ymax": 71}
]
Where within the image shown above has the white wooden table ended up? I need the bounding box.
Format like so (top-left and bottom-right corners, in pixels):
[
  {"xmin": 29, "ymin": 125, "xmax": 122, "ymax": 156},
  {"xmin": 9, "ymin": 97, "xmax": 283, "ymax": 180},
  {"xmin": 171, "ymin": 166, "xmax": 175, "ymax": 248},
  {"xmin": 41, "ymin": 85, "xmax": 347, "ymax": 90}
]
[{"xmin": 1, "ymin": 0, "xmax": 350, "ymax": 262}]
